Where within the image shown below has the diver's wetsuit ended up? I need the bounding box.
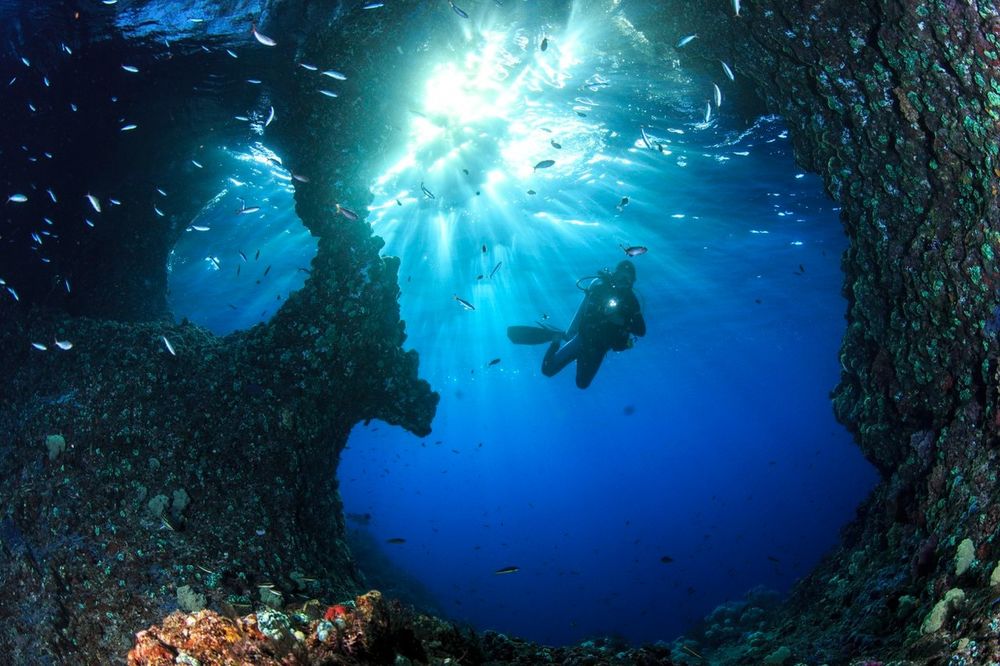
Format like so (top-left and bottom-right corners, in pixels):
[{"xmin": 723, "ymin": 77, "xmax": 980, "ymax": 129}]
[{"xmin": 542, "ymin": 272, "xmax": 646, "ymax": 389}]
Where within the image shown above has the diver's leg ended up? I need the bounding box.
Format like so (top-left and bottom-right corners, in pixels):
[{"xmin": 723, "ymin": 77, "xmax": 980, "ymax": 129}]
[
  {"xmin": 575, "ymin": 349, "xmax": 606, "ymax": 389},
  {"xmin": 542, "ymin": 335, "xmax": 581, "ymax": 377}
]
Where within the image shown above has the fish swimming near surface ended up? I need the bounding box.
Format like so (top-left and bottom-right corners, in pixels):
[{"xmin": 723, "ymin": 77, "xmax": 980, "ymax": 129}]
[
  {"xmin": 454, "ymin": 295, "xmax": 475, "ymax": 311},
  {"xmin": 251, "ymin": 23, "xmax": 277, "ymax": 47},
  {"xmin": 488, "ymin": 358, "xmax": 501, "ymax": 366},
  {"xmin": 420, "ymin": 182, "xmax": 436, "ymax": 199},
  {"xmin": 540, "ymin": 37, "xmax": 548, "ymax": 51},
  {"xmin": 335, "ymin": 204, "xmax": 359, "ymax": 221},
  {"xmin": 494, "ymin": 565, "xmax": 519, "ymax": 575},
  {"xmin": 238, "ymin": 206, "xmax": 260, "ymax": 215},
  {"xmin": 617, "ymin": 196, "xmax": 630, "ymax": 211},
  {"xmin": 621, "ymin": 244, "xmax": 647, "ymax": 257},
  {"xmin": 640, "ymin": 126, "xmax": 653, "ymax": 149},
  {"xmin": 449, "ymin": 1, "xmax": 469, "ymax": 18},
  {"xmin": 533, "ymin": 159, "xmax": 555, "ymax": 170},
  {"xmin": 489, "ymin": 261, "xmax": 502, "ymax": 278},
  {"xmin": 550, "ymin": 139, "xmax": 561, "ymax": 149},
  {"xmin": 721, "ymin": 60, "xmax": 735, "ymax": 81}
]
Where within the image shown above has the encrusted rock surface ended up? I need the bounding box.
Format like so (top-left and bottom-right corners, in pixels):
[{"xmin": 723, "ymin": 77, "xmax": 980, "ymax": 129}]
[
  {"xmin": 3, "ymin": 0, "xmax": 1000, "ymax": 663},
  {"xmin": 625, "ymin": 0, "xmax": 1000, "ymax": 663}
]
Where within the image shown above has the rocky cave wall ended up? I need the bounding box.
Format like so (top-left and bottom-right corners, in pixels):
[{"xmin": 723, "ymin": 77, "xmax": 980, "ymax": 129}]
[
  {"xmin": 2, "ymin": 0, "xmax": 999, "ymax": 663},
  {"xmin": 0, "ymin": 1, "xmax": 449, "ymax": 662},
  {"xmin": 632, "ymin": 0, "xmax": 1000, "ymax": 663}
]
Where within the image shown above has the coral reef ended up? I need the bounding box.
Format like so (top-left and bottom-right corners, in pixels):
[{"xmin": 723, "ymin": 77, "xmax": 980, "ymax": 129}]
[{"xmin": 128, "ymin": 590, "xmax": 679, "ymax": 665}]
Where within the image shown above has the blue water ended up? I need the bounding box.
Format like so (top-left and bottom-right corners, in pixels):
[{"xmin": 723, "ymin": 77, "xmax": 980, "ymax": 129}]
[{"xmin": 164, "ymin": 10, "xmax": 880, "ymax": 648}]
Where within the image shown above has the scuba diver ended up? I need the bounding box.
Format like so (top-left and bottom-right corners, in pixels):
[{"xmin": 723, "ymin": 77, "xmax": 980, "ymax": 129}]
[{"xmin": 507, "ymin": 260, "xmax": 646, "ymax": 389}]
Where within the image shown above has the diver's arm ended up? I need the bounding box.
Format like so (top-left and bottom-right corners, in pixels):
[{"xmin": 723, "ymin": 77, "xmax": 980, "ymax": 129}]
[
  {"xmin": 566, "ymin": 291, "xmax": 590, "ymax": 337},
  {"xmin": 627, "ymin": 292, "xmax": 646, "ymax": 336},
  {"xmin": 630, "ymin": 312, "xmax": 646, "ymax": 337}
]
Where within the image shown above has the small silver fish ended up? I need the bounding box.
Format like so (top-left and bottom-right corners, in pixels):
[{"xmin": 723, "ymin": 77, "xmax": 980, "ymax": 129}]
[
  {"xmin": 533, "ymin": 159, "xmax": 555, "ymax": 170},
  {"xmin": 86, "ymin": 194, "xmax": 101, "ymax": 213},
  {"xmin": 677, "ymin": 34, "xmax": 698, "ymax": 48},
  {"xmin": 704, "ymin": 102, "xmax": 712, "ymax": 123},
  {"xmin": 321, "ymin": 70, "xmax": 347, "ymax": 80},
  {"xmin": 191, "ymin": 159, "xmax": 203, "ymax": 168},
  {"xmin": 239, "ymin": 206, "xmax": 261, "ymax": 214},
  {"xmin": 713, "ymin": 83, "xmax": 722, "ymax": 108},
  {"xmin": 162, "ymin": 336, "xmax": 176, "ymax": 355},
  {"xmin": 265, "ymin": 106, "xmax": 275, "ymax": 127},
  {"xmin": 7, "ymin": 286, "xmax": 19, "ymax": 301},
  {"xmin": 153, "ymin": 206, "xmax": 165, "ymax": 217},
  {"xmin": 362, "ymin": 2, "xmax": 384, "ymax": 8},
  {"xmin": 454, "ymin": 295, "xmax": 475, "ymax": 311},
  {"xmin": 732, "ymin": 0, "xmax": 741, "ymax": 17},
  {"xmin": 292, "ymin": 173, "xmax": 310, "ymax": 183},
  {"xmin": 121, "ymin": 64, "xmax": 139, "ymax": 73},
  {"xmin": 190, "ymin": 225, "xmax": 210, "ymax": 231},
  {"xmin": 7, "ymin": 194, "xmax": 27, "ymax": 203},
  {"xmin": 721, "ymin": 61, "xmax": 735, "ymax": 81},
  {"xmin": 120, "ymin": 124, "xmax": 138, "ymax": 131},
  {"xmin": 319, "ymin": 89, "xmax": 338, "ymax": 98},
  {"xmin": 336, "ymin": 204, "xmax": 359, "ymax": 221},
  {"xmin": 156, "ymin": 188, "xmax": 167, "ymax": 196},
  {"xmin": 109, "ymin": 198, "xmax": 121, "ymax": 205},
  {"xmin": 449, "ymin": 1, "xmax": 469, "ymax": 18},
  {"xmin": 621, "ymin": 244, "xmax": 647, "ymax": 257},
  {"xmin": 640, "ymin": 126, "xmax": 652, "ymax": 149},
  {"xmin": 226, "ymin": 49, "xmax": 238, "ymax": 59},
  {"xmin": 64, "ymin": 278, "xmax": 71, "ymax": 292},
  {"xmin": 299, "ymin": 63, "xmax": 318, "ymax": 71},
  {"xmin": 251, "ymin": 24, "xmax": 277, "ymax": 47},
  {"xmin": 420, "ymin": 182, "xmax": 436, "ymax": 199},
  {"xmin": 31, "ymin": 342, "xmax": 47, "ymax": 351},
  {"xmin": 55, "ymin": 339, "xmax": 72, "ymax": 350}
]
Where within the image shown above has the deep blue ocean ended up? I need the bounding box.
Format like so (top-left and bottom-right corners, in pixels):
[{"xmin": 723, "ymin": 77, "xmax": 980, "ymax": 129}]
[{"xmin": 116, "ymin": 4, "xmax": 877, "ymax": 649}]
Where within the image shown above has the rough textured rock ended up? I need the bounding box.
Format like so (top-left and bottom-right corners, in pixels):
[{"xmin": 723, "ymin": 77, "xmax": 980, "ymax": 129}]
[
  {"xmin": 623, "ymin": 0, "xmax": 1000, "ymax": 663},
  {"xmin": 0, "ymin": 2, "xmax": 440, "ymax": 662},
  {"xmin": 3, "ymin": 0, "xmax": 1000, "ymax": 663}
]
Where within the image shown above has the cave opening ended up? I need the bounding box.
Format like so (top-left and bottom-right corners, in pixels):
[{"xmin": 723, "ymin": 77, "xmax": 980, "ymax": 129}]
[{"xmin": 338, "ymin": 10, "xmax": 879, "ymax": 647}]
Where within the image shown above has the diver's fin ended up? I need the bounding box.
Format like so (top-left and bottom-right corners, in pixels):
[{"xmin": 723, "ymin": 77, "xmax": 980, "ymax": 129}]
[{"xmin": 507, "ymin": 325, "xmax": 565, "ymax": 345}]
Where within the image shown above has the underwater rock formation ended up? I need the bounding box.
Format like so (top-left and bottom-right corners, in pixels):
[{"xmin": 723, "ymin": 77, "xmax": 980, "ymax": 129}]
[
  {"xmin": 631, "ymin": 0, "xmax": 1000, "ymax": 663},
  {"xmin": 2, "ymin": 0, "xmax": 999, "ymax": 663},
  {"xmin": 126, "ymin": 590, "xmax": 679, "ymax": 665},
  {"xmin": 0, "ymin": 2, "xmax": 439, "ymax": 662}
]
